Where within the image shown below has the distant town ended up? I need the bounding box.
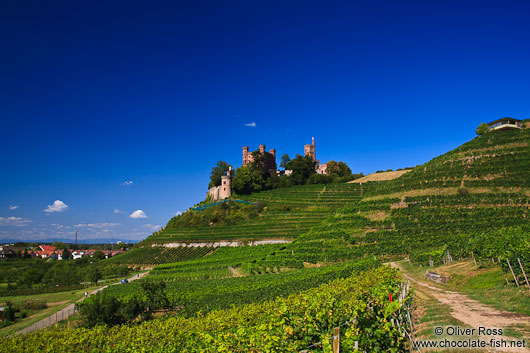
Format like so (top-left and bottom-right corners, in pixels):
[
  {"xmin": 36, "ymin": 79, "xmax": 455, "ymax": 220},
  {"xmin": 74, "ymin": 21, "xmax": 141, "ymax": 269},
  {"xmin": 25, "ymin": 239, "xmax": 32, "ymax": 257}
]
[{"xmin": 0, "ymin": 243, "xmax": 128, "ymax": 260}]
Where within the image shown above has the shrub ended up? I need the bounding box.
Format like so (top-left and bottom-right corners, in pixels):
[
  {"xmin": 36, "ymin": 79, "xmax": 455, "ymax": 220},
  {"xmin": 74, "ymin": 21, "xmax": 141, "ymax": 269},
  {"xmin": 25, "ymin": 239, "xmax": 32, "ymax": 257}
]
[{"xmin": 306, "ymin": 174, "xmax": 333, "ymax": 184}]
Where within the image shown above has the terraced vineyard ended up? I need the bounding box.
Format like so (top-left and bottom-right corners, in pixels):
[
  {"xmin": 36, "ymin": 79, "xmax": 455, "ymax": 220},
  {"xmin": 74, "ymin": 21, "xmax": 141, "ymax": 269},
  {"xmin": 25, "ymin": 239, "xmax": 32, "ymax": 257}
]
[
  {"xmin": 288, "ymin": 127, "xmax": 530, "ymax": 270},
  {"xmin": 87, "ymin": 258, "xmax": 380, "ymax": 317},
  {"xmin": 106, "ymin": 246, "xmax": 215, "ymax": 265},
  {"xmin": 364, "ymin": 127, "xmax": 530, "ymax": 196},
  {"xmin": 145, "ymin": 183, "xmax": 362, "ymax": 244},
  {"xmin": 239, "ymin": 183, "xmax": 362, "ymax": 208}
]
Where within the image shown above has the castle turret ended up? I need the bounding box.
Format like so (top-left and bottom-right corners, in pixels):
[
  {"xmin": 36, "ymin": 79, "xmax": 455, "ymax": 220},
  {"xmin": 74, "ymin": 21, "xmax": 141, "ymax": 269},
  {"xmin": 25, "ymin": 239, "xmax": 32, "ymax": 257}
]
[
  {"xmin": 304, "ymin": 137, "xmax": 316, "ymax": 162},
  {"xmin": 269, "ymin": 149, "xmax": 276, "ymax": 158},
  {"xmin": 219, "ymin": 167, "xmax": 232, "ymax": 199},
  {"xmin": 259, "ymin": 144, "xmax": 266, "ymax": 154},
  {"xmin": 242, "ymin": 146, "xmax": 250, "ymax": 166}
]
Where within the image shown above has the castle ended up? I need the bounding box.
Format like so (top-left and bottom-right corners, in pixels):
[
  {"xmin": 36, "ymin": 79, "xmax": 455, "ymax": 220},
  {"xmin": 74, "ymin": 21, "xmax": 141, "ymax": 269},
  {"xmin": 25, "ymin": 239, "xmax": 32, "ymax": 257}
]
[
  {"xmin": 206, "ymin": 138, "xmax": 328, "ymax": 201},
  {"xmin": 242, "ymin": 144, "xmax": 276, "ymax": 166},
  {"xmin": 304, "ymin": 137, "xmax": 327, "ymax": 175},
  {"xmin": 207, "ymin": 167, "xmax": 232, "ymax": 201}
]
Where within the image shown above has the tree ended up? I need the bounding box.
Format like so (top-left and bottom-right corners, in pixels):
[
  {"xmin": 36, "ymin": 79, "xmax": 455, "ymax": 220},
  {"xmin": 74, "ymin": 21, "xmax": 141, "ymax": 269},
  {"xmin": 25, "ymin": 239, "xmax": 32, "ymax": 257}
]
[
  {"xmin": 93, "ymin": 251, "xmax": 106, "ymax": 260},
  {"xmin": 209, "ymin": 161, "xmax": 233, "ymax": 188},
  {"xmin": 232, "ymin": 166, "xmax": 254, "ymax": 195},
  {"xmin": 17, "ymin": 267, "xmax": 46, "ymax": 288},
  {"xmin": 61, "ymin": 248, "xmax": 71, "ymax": 260},
  {"xmin": 284, "ymin": 155, "xmax": 315, "ymax": 185},
  {"xmin": 140, "ymin": 280, "xmax": 170, "ymax": 311},
  {"xmin": 307, "ymin": 174, "xmax": 333, "ymax": 184},
  {"xmin": 232, "ymin": 152, "xmax": 278, "ymax": 194},
  {"xmin": 475, "ymin": 122, "xmax": 489, "ymax": 136},
  {"xmin": 77, "ymin": 292, "xmax": 128, "ymax": 327},
  {"xmin": 325, "ymin": 161, "xmax": 353, "ymax": 178},
  {"xmin": 85, "ymin": 266, "xmax": 102, "ymax": 284},
  {"xmin": 280, "ymin": 154, "xmax": 290, "ymax": 168},
  {"xmin": 52, "ymin": 242, "xmax": 67, "ymax": 250}
]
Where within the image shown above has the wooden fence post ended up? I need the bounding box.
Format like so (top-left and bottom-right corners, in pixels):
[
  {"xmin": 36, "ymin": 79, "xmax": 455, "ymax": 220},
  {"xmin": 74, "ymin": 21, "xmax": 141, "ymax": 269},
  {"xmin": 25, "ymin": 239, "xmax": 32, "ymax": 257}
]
[
  {"xmin": 506, "ymin": 259, "xmax": 519, "ymax": 287},
  {"xmin": 517, "ymin": 258, "xmax": 530, "ymax": 291},
  {"xmin": 333, "ymin": 327, "xmax": 340, "ymax": 353}
]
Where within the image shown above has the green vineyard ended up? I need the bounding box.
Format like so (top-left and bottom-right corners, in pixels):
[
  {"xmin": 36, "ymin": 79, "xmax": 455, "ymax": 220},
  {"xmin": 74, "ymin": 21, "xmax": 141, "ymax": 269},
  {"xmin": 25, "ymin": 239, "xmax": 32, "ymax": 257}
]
[
  {"xmin": 3, "ymin": 266, "xmax": 410, "ymax": 353},
  {"xmin": 107, "ymin": 246, "xmax": 215, "ymax": 265}
]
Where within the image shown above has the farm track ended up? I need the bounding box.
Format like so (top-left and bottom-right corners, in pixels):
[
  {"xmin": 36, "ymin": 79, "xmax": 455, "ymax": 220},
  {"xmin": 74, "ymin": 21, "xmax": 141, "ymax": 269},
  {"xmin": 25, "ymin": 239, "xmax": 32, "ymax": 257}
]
[{"xmin": 393, "ymin": 262, "xmax": 530, "ymax": 352}]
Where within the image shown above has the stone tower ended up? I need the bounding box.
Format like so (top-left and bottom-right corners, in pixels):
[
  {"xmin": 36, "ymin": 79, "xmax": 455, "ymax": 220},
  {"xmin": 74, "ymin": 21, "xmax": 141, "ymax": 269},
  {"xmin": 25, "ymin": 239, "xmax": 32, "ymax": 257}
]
[
  {"xmin": 304, "ymin": 137, "xmax": 316, "ymax": 162},
  {"xmin": 242, "ymin": 147, "xmax": 251, "ymax": 166},
  {"xmin": 219, "ymin": 167, "xmax": 232, "ymax": 199}
]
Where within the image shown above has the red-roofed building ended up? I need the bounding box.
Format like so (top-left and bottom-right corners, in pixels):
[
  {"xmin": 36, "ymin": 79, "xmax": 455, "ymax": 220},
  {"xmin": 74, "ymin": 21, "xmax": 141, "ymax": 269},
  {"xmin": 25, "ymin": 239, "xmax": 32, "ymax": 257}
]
[
  {"xmin": 39, "ymin": 245, "xmax": 56, "ymax": 252},
  {"xmin": 33, "ymin": 245, "xmax": 123, "ymax": 260},
  {"xmin": 35, "ymin": 245, "xmax": 57, "ymax": 259}
]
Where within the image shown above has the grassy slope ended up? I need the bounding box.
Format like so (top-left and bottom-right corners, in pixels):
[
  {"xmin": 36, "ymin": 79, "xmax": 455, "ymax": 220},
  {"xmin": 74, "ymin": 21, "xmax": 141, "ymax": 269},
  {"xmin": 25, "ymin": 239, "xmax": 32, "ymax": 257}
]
[
  {"xmin": 304, "ymin": 128, "xmax": 530, "ymax": 258},
  {"xmin": 144, "ymin": 183, "xmax": 362, "ymax": 244}
]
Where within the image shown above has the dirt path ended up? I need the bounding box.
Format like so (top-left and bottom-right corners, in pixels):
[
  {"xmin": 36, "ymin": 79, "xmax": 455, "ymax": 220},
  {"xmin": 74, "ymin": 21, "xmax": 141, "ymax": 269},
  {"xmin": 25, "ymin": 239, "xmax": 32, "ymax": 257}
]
[
  {"xmin": 393, "ymin": 262, "xmax": 530, "ymax": 352},
  {"xmin": 17, "ymin": 270, "xmax": 150, "ymax": 335},
  {"xmin": 228, "ymin": 266, "xmax": 245, "ymax": 277}
]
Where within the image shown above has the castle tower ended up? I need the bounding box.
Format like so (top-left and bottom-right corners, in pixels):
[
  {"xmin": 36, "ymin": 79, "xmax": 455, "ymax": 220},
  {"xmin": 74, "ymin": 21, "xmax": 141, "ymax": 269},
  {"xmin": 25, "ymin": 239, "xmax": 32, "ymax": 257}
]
[
  {"xmin": 304, "ymin": 137, "xmax": 316, "ymax": 162},
  {"xmin": 259, "ymin": 144, "xmax": 266, "ymax": 154},
  {"xmin": 219, "ymin": 167, "xmax": 232, "ymax": 199},
  {"xmin": 242, "ymin": 146, "xmax": 250, "ymax": 166},
  {"xmin": 269, "ymin": 149, "xmax": 276, "ymax": 158}
]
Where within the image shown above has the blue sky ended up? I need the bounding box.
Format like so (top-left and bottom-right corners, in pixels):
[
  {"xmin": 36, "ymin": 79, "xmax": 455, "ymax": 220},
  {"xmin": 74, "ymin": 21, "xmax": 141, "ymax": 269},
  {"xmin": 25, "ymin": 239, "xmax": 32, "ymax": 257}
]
[{"xmin": 1, "ymin": 0, "xmax": 529, "ymax": 242}]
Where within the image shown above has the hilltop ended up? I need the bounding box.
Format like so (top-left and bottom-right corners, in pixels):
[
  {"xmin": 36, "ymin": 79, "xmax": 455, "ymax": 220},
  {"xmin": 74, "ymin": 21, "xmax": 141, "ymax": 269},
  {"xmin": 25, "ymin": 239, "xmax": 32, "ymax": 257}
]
[
  {"xmin": 108, "ymin": 124, "xmax": 530, "ymax": 271},
  {"xmin": 135, "ymin": 124, "xmax": 529, "ymax": 255}
]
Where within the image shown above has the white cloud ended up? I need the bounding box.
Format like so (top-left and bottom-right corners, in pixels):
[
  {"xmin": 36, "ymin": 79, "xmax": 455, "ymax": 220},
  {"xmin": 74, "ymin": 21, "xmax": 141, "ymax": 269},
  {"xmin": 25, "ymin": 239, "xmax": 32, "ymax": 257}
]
[
  {"xmin": 51, "ymin": 224, "xmax": 71, "ymax": 229},
  {"xmin": 129, "ymin": 210, "xmax": 147, "ymax": 219},
  {"xmin": 8, "ymin": 205, "xmax": 19, "ymax": 210},
  {"xmin": 0, "ymin": 216, "xmax": 32, "ymax": 226},
  {"xmin": 114, "ymin": 209, "xmax": 122, "ymax": 214},
  {"xmin": 44, "ymin": 200, "xmax": 69, "ymax": 213},
  {"xmin": 74, "ymin": 223, "xmax": 120, "ymax": 229},
  {"xmin": 176, "ymin": 211, "xmax": 182, "ymax": 216},
  {"xmin": 122, "ymin": 180, "xmax": 133, "ymax": 186},
  {"xmin": 244, "ymin": 122, "xmax": 256, "ymax": 127},
  {"xmin": 142, "ymin": 224, "xmax": 161, "ymax": 231}
]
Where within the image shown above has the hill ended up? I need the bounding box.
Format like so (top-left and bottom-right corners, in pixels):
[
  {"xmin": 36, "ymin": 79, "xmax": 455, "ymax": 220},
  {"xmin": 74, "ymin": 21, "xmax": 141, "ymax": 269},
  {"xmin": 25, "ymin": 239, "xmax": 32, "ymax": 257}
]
[
  {"xmin": 137, "ymin": 126, "xmax": 529, "ymax": 262},
  {"xmin": 297, "ymin": 127, "xmax": 530, "ymax": 263},
  {"xmin": 7, "ymin": 126, "xmax": 529, "ymax": 352},
  {"xmin": 144, "ymin": 183, "xmax": 362, "ymax": 245}
]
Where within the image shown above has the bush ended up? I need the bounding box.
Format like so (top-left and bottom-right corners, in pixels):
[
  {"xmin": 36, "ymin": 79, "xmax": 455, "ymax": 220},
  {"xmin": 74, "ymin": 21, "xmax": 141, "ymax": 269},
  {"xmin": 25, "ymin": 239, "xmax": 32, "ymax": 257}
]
[
  {"xmin": 475, "ymin": 122, "xmax": 489, "ymax": 136},
  {"xmin": 306, "ymin": 174, "xmax": 333, "ymax": 184}
]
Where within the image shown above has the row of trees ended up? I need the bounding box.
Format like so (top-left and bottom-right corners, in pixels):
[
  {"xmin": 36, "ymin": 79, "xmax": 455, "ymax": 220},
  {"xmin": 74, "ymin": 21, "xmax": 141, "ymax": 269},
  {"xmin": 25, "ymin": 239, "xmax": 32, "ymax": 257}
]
[
  {"xmin": 77, "ymin": 280, "xmax": 170, "ymax": 327},
  {"xmin": 0, "ymin": 257, "xmax": 131, "ymax": 294},
  {"xmin": 209, "ymin": 152, "xmax": 360, "ymax": 195}
]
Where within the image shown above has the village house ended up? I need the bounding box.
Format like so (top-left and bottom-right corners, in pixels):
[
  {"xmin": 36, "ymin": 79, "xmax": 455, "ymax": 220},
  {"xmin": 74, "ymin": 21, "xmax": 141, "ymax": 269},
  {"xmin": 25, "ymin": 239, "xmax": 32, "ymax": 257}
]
[
  {"xmin": 487, "ymin": 117, "xmax": 523, "ymax": 131},
  {"xmin": 32, "ymin": 245, "xmax": 122, "ymax": 260}
]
